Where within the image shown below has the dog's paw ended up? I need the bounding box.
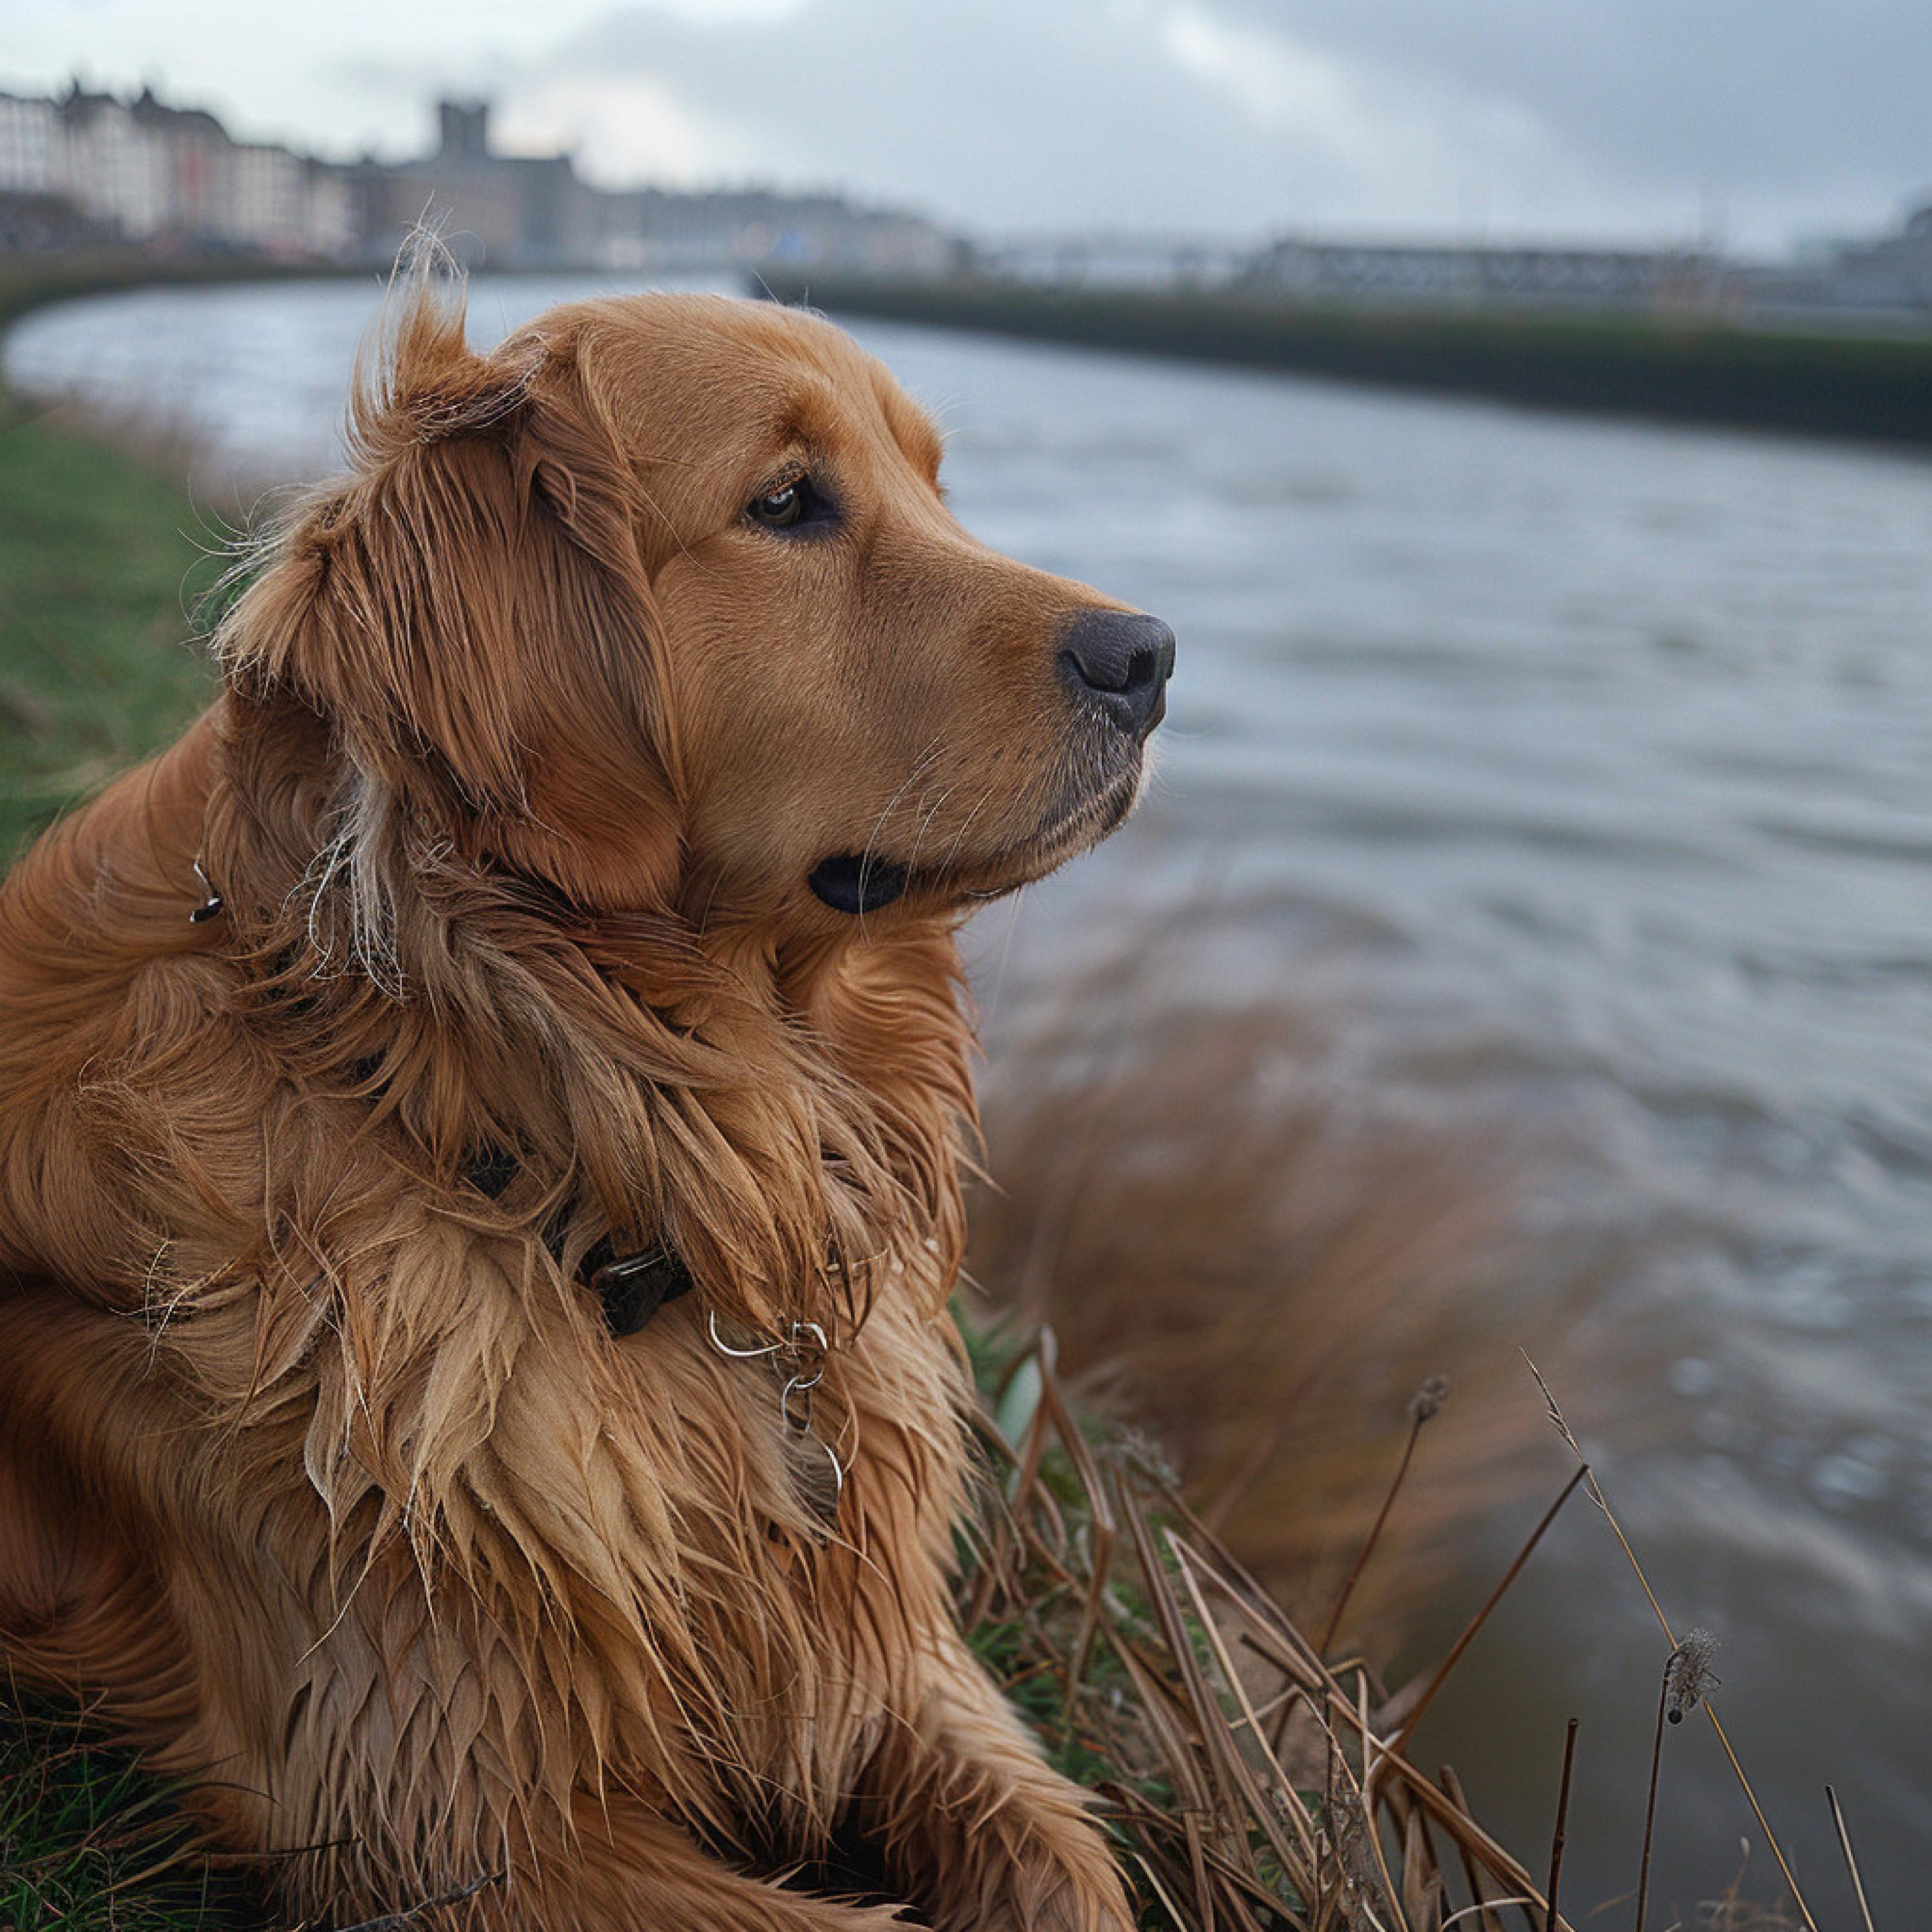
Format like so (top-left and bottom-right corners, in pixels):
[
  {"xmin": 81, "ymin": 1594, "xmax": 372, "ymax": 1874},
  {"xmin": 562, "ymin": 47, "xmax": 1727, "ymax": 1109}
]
[{"xmin": 952, "ymin": 1868, "xmax": 1137, "ymax": 1932}]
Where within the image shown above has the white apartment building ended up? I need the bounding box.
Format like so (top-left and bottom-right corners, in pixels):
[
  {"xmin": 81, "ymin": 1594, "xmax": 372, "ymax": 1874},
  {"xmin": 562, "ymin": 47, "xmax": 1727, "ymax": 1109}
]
[
  {"xmin": 1, "ymin": 81, "xmax": 351, "ymax": 256},
  {"xmin": 0, "ymin": 90, "xmax": 57, "ymax": 194},
  {"xmin": 52, "ymin": 87, "xmax": 169, "ymax": 238},
  {"xmin": 227, "ymin": 141, "xmax": 306, "ymax": 248}
]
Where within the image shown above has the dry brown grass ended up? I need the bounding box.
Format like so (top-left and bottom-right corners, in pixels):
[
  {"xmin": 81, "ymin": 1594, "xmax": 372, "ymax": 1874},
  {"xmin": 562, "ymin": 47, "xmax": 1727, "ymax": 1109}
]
[
  {"xmin": 965, "ymin": 966, "xmax": 1830, "ymax": 1929},
  {"xmin": 970, "ymin": 980, "xmax": 1571, "ymax": 1643},
  {"xmin": 964, "ymin": 1328, "xmax": 1588, "ymax": 1930}
]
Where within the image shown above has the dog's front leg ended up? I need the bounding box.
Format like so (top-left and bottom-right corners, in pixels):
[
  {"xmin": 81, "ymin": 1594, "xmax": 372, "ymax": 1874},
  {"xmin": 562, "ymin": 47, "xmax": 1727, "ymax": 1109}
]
[
  {"xmin": 478, "ymin": 1799, "xmax": 919, "ymax": 1932},
  {"xmin": 283, "ymin": 1791, "xmax": 916, "ymax": 1932},
  {"xmin": 853, "ymin": 1636, "xmax": 1136, "ymax": 1932}
]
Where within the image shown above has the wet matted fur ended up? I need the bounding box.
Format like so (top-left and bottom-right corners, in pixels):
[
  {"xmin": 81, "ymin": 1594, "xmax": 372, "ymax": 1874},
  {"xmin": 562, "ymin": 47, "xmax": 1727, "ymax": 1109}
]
[{"xmin": 0, "ymin": 277, "xmax": 1171, "ymax": 1929}]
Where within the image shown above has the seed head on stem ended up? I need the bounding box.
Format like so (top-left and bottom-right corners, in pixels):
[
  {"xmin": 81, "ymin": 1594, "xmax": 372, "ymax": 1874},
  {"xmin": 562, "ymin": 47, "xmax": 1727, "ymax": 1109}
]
[{"xmin": 1665, "ymin": 1629, "xmax": 1720, "ymax": 1726}]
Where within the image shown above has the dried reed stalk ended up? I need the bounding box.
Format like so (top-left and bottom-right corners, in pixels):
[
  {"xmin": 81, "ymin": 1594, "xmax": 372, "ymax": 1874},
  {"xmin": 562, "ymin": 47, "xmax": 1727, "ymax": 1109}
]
[{"xmin": 961, "ymin": 1330, "xmax": 1590, "ymax": 1931}]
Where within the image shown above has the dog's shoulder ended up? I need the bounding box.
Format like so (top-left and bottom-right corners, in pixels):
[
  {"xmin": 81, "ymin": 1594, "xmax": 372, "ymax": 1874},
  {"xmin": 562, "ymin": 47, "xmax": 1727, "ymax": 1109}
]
[{"xmin": 0, "ymin": 713, "xmax": 245, "ymax": 1295}]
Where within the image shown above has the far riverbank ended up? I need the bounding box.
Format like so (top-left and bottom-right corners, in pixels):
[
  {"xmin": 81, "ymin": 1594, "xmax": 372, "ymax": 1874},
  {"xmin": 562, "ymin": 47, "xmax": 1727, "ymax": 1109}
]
[
  {"xmin": 759, "ymin": 271, "xmax": 1932, "ymax": 448},
  {"xmin": 0, "ymin": 247, "xmax": 380, "ymax": 335}
]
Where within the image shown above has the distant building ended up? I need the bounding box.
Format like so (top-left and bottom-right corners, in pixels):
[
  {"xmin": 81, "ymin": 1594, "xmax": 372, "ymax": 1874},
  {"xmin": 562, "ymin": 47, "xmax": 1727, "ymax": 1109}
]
[
  {"xmin": 969, "ymin": 231, "xmax": 1248, "ymax": 288},
  {"xmin": 0, "ymin": 89, "xmax": 57, "ymax": 195},
  {"xmin": 0, "ymin": 89, "xmax": 86, "ymax": 251},
  {"xmin": 53, "ymin": 83, "xmax": 169, "ymax": 239},
  {"xmin": 1749, "ymin": 204, "xmax": 1932, "ymax": 321},
  {"xmin": 345, "ymin": 96, "xmax": 959, "ymax": 274},
  {"xmin": 0, "ymin": 79, "xmax": 348, "ymax": 255},
  {"xmin": 0, "ymin": 78, "xmax": 953, "ymax": 275},
  {"xmin": 127, "ymin": 83, "xmax": 229, "ymax": 239},
  {"xmin": 230, "ymin": 145, "xmax": 354, "ymax": 257},
  {"xmin": 595, "ymin": 183, "xmax": 959, "ymax": 276},
  {"xmin": 438, "ymin": 98, "xmax": 489, "ymax": 164},
  {"xmin": 353, "ymin": 97, "xmax": 595, "ymax": 268}
]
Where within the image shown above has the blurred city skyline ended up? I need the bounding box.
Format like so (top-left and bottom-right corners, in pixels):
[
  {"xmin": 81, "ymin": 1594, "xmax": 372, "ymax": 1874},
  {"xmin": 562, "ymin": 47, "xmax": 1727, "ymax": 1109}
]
[{"xmin": 3, "ymin": 0, "xmax": 1929, "ymax": 251}]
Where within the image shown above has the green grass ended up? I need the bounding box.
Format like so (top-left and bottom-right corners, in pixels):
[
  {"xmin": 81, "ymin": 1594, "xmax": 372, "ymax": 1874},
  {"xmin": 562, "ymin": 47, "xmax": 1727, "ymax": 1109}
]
[
  {"xmin": 0, "ymin": 395, "xmax": 218, "ymax": 863},
  {"xmin": 0, "ymin": 1698, "xmax": 268, "ymax": 1931}
]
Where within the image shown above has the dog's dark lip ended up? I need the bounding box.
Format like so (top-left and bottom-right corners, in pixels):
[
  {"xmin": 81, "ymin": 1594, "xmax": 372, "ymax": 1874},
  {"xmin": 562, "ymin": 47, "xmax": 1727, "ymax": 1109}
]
[
  {"xmin": 813, "ymin": 766, "xmax": 1141, "ymax": 916},
  {"xmin": 808, "ymin": 853, "xmax": 909, "ymax": 914}
]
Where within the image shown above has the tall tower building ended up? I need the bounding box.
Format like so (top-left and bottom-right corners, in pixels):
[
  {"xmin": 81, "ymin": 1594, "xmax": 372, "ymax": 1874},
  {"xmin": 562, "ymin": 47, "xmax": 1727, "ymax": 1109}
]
[{"xmin": 437, "ymin": 98, "xmax": 489, "ymax": 162}]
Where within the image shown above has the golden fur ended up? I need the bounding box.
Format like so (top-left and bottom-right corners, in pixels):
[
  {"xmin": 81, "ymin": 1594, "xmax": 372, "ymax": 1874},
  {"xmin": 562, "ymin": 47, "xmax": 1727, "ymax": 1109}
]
[{"xmin": 0, "ymin": 278, "xmax": 1164, "ymax": 1929}]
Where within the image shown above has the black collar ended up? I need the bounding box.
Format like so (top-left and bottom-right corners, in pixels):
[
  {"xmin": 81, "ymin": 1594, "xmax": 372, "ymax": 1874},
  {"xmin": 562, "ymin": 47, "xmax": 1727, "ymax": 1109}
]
[
  {"xmin": 579, "ymin": 1239, "xmax": 695, "ymax": 1337},
  {"xmin": 464, "ymin": 1146, "xmax": 694, "ymax": 1338}
]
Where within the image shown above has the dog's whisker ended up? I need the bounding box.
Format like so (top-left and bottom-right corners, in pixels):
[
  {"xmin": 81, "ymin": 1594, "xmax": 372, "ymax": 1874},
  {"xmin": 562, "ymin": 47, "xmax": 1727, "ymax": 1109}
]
[
  {"xmin": 851, "ymin": 734, "xmax": 950, "ymax": 932},
  {"xmin": 866, "ymin": 735, "xmax": 948, "ymax": 862},
  {"xmin": 905, "ymin": 781, "xmax": 959, "ymax": 877}
]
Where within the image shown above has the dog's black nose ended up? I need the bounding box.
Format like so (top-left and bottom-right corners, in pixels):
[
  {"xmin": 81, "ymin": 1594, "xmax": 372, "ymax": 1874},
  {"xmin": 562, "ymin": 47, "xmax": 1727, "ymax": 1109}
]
[{"xmin": 1057, "ymin": 609, "xmax": 1175, "ymax": 741}]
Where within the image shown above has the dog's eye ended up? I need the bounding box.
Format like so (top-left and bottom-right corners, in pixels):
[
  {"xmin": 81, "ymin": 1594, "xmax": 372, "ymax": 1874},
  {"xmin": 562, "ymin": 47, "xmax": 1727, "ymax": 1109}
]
[
  {"xmin": 751, "ymin": 485, "xmax": 802, "ymax": 527},
  {"xmin": 746, "ymin": 477, "xmax": 822, "ymax": 533}
]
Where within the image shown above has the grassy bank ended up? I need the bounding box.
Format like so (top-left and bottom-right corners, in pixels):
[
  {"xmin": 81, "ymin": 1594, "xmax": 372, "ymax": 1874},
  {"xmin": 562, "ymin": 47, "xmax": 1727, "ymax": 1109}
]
[
  {"xmin": 0, "ymin": 393, "xmax": 216, "ymax": 862},
  {"xmin": 761, "ymin": 272, "xmax": 1932, "ymax": 447},
  {"xmin": 0, "ymin": 250, "xmax": 338, "ymax": 855}
]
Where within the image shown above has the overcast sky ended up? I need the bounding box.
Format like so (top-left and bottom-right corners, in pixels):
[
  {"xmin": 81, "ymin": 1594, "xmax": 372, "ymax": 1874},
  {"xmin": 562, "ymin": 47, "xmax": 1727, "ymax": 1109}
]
[{"xmin": 6, "ymin": 0, "xmax": 1927, "ymax": 253}]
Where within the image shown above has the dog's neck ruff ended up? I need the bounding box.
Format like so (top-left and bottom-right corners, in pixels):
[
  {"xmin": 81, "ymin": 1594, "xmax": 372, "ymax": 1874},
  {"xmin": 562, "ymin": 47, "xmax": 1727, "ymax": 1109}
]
[{"xmin": 193, "ymin": 737, "xmax": 971, "ymax": 1550}]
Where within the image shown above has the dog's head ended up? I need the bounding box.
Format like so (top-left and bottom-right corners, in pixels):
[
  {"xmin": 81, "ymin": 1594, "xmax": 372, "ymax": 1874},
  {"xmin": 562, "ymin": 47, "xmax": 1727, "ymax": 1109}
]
[{"xmin": 227, "ymin": 281, "xmax": 1173, "ymax": 937}]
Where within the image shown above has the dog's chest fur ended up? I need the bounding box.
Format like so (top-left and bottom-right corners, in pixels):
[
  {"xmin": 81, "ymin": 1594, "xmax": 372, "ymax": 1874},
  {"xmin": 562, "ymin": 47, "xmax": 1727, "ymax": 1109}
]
[{"xmin": 122, "ymin": 1210, "xmax": 972, "ymax": 1846}]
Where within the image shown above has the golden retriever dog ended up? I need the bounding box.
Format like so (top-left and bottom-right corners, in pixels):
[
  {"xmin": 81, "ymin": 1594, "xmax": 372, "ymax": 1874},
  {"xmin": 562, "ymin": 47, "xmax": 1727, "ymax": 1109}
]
[{"xmin": 0, "ymin": 276, "xmax": 1171, "ymax": 1929}]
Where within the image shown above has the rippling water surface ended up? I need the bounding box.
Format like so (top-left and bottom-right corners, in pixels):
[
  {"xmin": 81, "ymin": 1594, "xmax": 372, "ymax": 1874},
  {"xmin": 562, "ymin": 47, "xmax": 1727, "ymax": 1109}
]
[{"xmin": 11, "ymin": 275, "xmax": 1932, "ymax": 1911}]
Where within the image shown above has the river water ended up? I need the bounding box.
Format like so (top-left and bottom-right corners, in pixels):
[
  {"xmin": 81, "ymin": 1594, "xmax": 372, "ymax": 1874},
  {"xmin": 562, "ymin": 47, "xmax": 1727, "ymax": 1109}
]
[{"xmin": 10, "ymin": 276, "xmax": 1931, "ymax": 1915}]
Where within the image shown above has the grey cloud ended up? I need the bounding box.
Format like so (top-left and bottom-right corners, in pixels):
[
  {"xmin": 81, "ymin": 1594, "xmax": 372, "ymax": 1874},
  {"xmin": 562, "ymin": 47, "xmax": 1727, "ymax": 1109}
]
[
  {"xmin": 545, "ymin": 0, "xmax": 1394, "ymax": 229},
  {"xmin": 502, "ymin": 1, "xmax": 1584, "ymax": 231},
  {"xmin": 426, "ymin": 0, "xmax": 1926, "ymax": 247},
  {"xmin": 1213, "ymin": 0, "xmax": 1932, "ymax": 220}
]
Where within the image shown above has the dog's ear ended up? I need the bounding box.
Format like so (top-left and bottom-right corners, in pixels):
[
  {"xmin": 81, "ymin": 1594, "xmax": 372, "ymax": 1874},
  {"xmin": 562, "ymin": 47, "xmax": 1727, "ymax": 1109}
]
[{"xmin": 224, "ymin": 280, "xmax": 682, "ymax": 907}]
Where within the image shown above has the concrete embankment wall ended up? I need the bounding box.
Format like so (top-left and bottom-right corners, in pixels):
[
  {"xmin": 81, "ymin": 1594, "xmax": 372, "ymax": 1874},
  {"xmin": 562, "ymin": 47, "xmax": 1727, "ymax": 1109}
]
[{"xmin": 760, "ymin": 273, "xmax": 1932, "ymax": 448}]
